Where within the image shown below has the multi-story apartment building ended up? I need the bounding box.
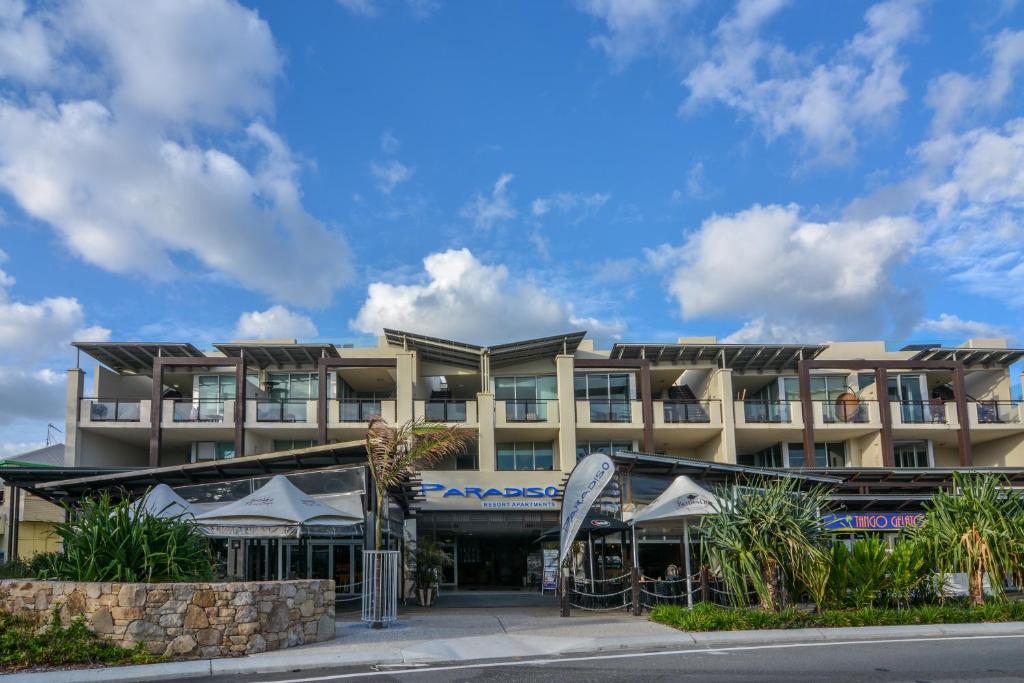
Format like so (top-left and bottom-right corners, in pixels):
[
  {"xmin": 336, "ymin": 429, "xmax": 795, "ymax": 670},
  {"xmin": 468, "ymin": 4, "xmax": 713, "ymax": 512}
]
[{"xmin": 63, "ymin": 330, "xmax": 1024, "ymax": 588}]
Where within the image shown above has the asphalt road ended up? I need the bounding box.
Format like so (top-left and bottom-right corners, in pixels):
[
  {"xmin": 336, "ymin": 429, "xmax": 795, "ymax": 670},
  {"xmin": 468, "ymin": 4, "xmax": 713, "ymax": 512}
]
[{"xmin": 208, "ymin": 634, "xmax": 1024, "ymax": 682}]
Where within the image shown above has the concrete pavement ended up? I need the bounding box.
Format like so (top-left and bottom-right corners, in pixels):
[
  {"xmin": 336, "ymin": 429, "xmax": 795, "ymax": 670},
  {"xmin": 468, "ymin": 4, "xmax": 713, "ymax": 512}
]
[{"xmin": 3, "ymin": 608, "xmax": 1024, "ymax": 682}]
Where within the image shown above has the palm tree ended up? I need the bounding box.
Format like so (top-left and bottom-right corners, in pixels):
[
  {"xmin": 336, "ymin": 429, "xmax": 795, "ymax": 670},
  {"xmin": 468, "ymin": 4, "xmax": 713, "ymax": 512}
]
[
  {"xmin": 907, "ymin": 472, "xmax": 1023, "ymax": 606},
  {"xmin": 701, "ymin": 476, "xmax": 832, "ymax": 611},
  {"xmin": 364, "ymin": 417, "xmax": 475, "ymax": 550}
]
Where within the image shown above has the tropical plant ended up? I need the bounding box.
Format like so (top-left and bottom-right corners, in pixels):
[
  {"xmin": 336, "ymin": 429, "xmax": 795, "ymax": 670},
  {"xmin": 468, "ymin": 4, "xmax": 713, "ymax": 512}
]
[
  {"xmin": 906, "ymin": 472, "xmax": 1024, "ymax": 606},
  {"xmin": 0, "ymin": 551, "xmax": 59, "ymax": 580},
  {"xmin": 847, "ymin": 537, "xmax": 889, "ymax": 608},
  {"xmin": 825, "ymin": 542, "xmax": 852, "ymax": 608},
  {"xmin": 410, "ymin": 540, "xmax": 452, "ymax": 591},
  {"xmin": 885, "ymin": 539, "xmax": 929, "ymax": 608},
  {"xmin": 42, "ymin": 491, "xmax": 214, "ymax": 582},
  {"xmin": 364, "ymin": 417, "xmax": 475, "ymax": 550},
  {"xmin": 701, "ymin": 476, "xmax": 833, "ymax": 611}
]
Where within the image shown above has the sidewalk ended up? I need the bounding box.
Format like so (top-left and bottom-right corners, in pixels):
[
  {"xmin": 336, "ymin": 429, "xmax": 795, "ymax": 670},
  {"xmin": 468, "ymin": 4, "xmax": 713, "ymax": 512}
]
[{"xmin": 5, "ymin": 608, "xmax": 1024, "ymax": 683}]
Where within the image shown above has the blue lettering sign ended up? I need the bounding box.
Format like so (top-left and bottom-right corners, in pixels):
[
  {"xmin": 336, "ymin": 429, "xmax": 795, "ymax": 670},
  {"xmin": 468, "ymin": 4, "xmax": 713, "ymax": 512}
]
[{"xmin": 421, "ymin": 483, "xmax": 561, "ymax": 500}]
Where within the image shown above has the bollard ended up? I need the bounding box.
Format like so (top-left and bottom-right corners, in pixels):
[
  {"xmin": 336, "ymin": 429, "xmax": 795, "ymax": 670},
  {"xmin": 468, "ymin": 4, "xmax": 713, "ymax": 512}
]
[
  {"xmin": 700, "ymin": 565, "xmax": 710, "ymax": 604},
  {"xmin": 559, "ymin": 570, "xmax": 572, "ymax": 617},
  {"xmin": 631, "ymin": 566, "xmax": 641, "ymax": 616}
]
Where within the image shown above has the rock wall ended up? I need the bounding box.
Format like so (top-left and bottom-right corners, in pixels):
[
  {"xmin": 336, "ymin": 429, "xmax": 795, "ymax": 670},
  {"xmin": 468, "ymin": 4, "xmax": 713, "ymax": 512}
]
[{"xmin": 0, "ymin": 579, "xmax": 335, "ymax": 659}]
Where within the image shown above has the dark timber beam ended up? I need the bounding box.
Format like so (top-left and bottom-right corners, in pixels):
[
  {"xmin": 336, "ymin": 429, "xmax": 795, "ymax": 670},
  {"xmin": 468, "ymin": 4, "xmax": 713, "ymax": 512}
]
[{"xmin": 797, "ymin": 361, "xmax": 815, "ymax": 467}]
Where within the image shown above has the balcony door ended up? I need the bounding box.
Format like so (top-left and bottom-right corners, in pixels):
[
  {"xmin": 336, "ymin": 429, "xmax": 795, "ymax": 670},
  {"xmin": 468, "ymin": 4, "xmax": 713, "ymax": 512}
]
[
  {"xmin": 495, "ymin": 375, "xmax": 556, "ymax": 421},
  {"xmin": 888, "ymin": 374, "xmax": 928, "ymax": 422}
]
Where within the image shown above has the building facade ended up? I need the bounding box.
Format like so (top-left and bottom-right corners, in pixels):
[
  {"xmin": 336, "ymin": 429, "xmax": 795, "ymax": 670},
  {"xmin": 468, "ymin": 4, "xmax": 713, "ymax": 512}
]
[{"xmin": 64, "ymin": 331, "xmax": 1024, "ymax": 588}]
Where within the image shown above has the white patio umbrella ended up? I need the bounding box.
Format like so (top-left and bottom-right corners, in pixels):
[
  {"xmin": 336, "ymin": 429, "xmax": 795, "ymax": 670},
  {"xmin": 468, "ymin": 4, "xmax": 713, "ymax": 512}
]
[
  {"xmin": 131, "ymin": 483, "xmax": 197, "ymax": 519},
  {"xmin": 629, "ymin": 475, "xmax": 723, "ymax": 608}
]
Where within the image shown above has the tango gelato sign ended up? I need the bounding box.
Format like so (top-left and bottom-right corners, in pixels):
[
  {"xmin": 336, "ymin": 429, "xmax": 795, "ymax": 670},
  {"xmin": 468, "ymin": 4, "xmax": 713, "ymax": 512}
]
[{"xmin": 823, "ymin": 512, "xmax": 923, "ymax": 531}]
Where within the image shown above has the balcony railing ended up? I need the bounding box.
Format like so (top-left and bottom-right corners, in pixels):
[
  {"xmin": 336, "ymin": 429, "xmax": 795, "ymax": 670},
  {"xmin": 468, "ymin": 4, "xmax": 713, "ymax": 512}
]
[
  {"xmin": 743, "ymin": 400, "xmax": 791, "ymax": 423},
  {"xmin": 172, "ymin": 398, "xmax": 227, "ymax": 423},
  {"xmin": 820, "ymin": 399, "xmax": 871, "ymax": 424},
  {"xmin": 588, "ymin": 399, "xmax": 633, "ymax": 423},
  {"xmin": 424, "ymin": 400, "xmax": 468, "ymax": 423},
  {"xmin": 976, "ymin": 401, "xmax": 1024, "ymax": 424},
  {"xmin": 505, "ymin": 399, "xmax": 549, "ymax": 422},
  {"xmin": 256, "ymin": 399, "xmax": 308, "ymax": 423},
  {"xmin": 897, "ymin": 401, "xmax": 946, "ymax": 424},
  {"xmin": 661, "ymin": 400, "xmax": 713, "ymax": 424},
  {"xmin": 87, "ymin": 398, "xmax": 141, "ymax": 422},
  {"xmin": 338, "ymin": 399, "xmax": 383, "ymax": 422}
]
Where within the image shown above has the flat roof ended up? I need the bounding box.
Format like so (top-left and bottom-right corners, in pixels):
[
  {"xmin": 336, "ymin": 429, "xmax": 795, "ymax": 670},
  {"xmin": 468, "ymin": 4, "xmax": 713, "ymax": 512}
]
[
  {"xmin": 907, "ymin": 347, "xmax": 1024, "ymax": 368},
  {"xmin": 74, "ymin": 342, "xmax": 204, "ymax": 373},
  {"xmin": 383, "ymin": 329, "xmax": 586, "ymax": 369},
  {"xmin": 610, "ymin": 451, "xmax": 843, "ymax": 484},
  {"xmin": 608, "ymin": 343, "xmax": 826, "ymax": 371},
  {"xmin": 214, "ymin": 342, "xmax": 340, "ymax": 368}
]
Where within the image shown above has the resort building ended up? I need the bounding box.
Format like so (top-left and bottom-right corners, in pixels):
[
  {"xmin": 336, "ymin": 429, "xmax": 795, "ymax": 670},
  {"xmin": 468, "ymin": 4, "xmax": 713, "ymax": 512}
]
[{"xmin": 34, "ymin": 331, "xmax": 1022, "ymax": 590}]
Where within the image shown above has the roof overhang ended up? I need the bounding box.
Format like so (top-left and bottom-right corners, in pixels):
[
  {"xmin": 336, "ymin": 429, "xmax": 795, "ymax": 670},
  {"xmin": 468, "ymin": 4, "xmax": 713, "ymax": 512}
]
[
  {"xmin": 73, "ymin": 342, "xmax": 204, "ymax": 374},
  {"xmin": 383, "ymin": 329, "xmax": 586, "ymax": 369},
  {"xmin": 609, "ymin": 343, "xmax": 826, "ymax": 372},
  {"xmin": 214, "ymin": 342, "xmax": 340, "ymax": 368},
  {"xmin": 907, "ymin": 347, "xmax": 1024, "ymax": 368},
  {"xmin": 609, "ymin": 451, "xmax": 843, "ymax": 485}
]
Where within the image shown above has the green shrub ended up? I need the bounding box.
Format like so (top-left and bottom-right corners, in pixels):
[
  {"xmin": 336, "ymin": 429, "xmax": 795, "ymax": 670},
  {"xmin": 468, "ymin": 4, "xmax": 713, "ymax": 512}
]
[
  {"xmin": 651, "ymin": 601, "xmax": 1024, "ymax": 633},
  {"xmin": 847, "ymin": 538, "xmax": 888, "ymax": 608},
  {"xmin": 42, "ymin": 491, "xmax": 214, "ymax": 583},
  {"xmin": 884, "ymin": 540, "xmax": 929, "ymax": 608},
  {"xmin": 0, "ymin": 609, "xmax": 164, "ymax": 671}
]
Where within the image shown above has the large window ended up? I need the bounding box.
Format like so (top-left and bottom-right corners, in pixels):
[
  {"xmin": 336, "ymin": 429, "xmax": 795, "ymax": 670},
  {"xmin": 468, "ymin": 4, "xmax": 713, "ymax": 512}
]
[
  {"xmin": 894, "ymin": 441, "xmax": 931, "ymax": 468},
  {"xmin": 192, "ymin": 441, "xmax": 236, "ymax": 462},
  {"xmin": 786, "ymin": 441, "xmax": 846, "ymax": 468},
  {"xmin": 576, "ymin": 440, "xmax": 633, "ymax": 462},
  {"xmin": 273, "ymin": 439, "xmax": 315, "ymax": 452},
  {"xmin": 737, "ymin": 444, "xmax": 783, "ymax": 468},
  {"xmin": 495, "ymin": 375, "xmax": 556, "ymax": 421},
  {"xmin": 427, "ymin": 449, "xmax": 479, "ymax": 471},
  {"xmin": 260, "ymin": 372, "xmax": 318, "ymax": 422},
  {"xmin": 497, "ymin": 442, "xmax": 554, "ymax": 471},
  {"xmin": 576, "ymin": 373, "xmax": 633, "ymax": 422}
]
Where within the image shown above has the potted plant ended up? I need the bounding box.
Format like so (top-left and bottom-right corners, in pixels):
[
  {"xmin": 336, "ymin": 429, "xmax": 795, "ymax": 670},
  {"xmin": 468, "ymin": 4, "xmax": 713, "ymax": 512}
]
[{"xmin": 411, "ymin": 541, "xmax": 451, "ymax": 606}]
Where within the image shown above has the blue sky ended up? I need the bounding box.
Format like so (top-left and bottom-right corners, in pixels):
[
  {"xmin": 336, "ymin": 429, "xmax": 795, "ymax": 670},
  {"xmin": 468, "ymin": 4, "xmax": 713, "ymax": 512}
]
[{"xmin": 0, "ymin": 0, "xmax": 1022, "ymax": 452}]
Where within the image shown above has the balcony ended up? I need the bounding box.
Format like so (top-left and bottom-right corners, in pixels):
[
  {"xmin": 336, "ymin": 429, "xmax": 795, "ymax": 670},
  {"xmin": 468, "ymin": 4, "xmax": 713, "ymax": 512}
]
[
  {"xmin": 736, "ymin": 400, "xmax": 796, "ymax": 425},
  {"xmin": 575, "ymin": 399, "xmax": 642, "ymax": 429},
  {"xmin": 167, "ymin": 398, "xmax": 233, "ymax": 424},
  {"xmin": 657, "ymin": 399, "xmax": 718, "ymax": 425},
  {"xmin": 495, "ymin": 399, "xmax": 559, "ymax": 429},
  {"xmin": 80, "ymin": 398, "xmax": 150, "ymax": 427},
  {"xmin": 971, "ymin": 401, "xmax": 1024, "ymax": 428},
  {"xmin": 416, "ymin": 399, "xmax": 476, "ymax": 424},
  {"xmin": 891, "ymin": 401, "xmax": 956, "ymax": 427},
  {"xmin": 255, "ymin": 399, "xmax": 314, "ymax": 423},
  {"xmin": 331, "ymin": 399, "xmax": 396, "ymax": 425}
]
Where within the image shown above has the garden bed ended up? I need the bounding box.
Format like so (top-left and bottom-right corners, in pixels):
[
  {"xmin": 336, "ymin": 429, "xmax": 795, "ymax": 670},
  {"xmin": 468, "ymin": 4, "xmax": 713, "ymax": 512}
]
[{"xmin": 651, "ymin": 601, "xmax": 1024, "ymax": 632}]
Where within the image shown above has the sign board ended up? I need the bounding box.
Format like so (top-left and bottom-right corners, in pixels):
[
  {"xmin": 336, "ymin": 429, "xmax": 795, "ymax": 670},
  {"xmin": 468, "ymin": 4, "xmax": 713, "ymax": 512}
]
[
  {"xmin": 542, "ymin": 549, "xmax": 559, "ymax": 590},
  {"xmin": 416, "ymin": 473, "xmax": 564, "ymax": 511},
  {"xmin": 559, "ymin": 453, "xmax": 615, "ymax": 566},
  {"xmin": 824, "ymin": 512, "xmax": 923, "ymax": 531}
]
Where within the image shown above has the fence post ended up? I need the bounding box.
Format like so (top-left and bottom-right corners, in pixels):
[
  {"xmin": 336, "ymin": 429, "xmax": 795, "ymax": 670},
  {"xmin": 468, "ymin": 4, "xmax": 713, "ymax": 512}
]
[
  {"xmin": 631, "ymin": 566, "xmax": 641, "ymax": 616},
  {"xmin": 559, "ymin": 570, "xmax": 572, "ymax": 617},
  {"xmin": 700, "ymin": 565, "xmax": 710, "ymax": 604}
]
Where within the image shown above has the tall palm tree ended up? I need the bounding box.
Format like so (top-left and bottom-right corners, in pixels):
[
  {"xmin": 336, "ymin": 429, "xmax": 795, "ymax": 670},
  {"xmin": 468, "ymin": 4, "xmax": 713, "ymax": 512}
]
[
  {"xmin": 701, "ymin": 476, "xmax": 832, "ymax": 611},
  {"xmin": 908, "ymin": 472, "xmax": 1024, "ymax": 606},
  {"xmin": 364, "ymin": 417, "xmax": 475, "ymax": 550}
]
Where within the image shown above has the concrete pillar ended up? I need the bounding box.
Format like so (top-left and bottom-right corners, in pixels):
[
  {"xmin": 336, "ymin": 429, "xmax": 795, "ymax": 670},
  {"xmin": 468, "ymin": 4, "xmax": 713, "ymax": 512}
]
[
  {"xmin": 716, "ymin": 369, "xmax": 737, "ymax": 464},
  {"xmin": 395, "ymin": 351, "xmax": 416, "ymax": 424},
  {"xmin": 477, "ymin": 393, "xmax": 496, "ymax": 471},
  {"xmin": 64, "ymin": 368, "xmax": 85, "ymax": 467},
  {"xmin": 556, "ymin": 354, "xmax": 577, "ymax": 471}
]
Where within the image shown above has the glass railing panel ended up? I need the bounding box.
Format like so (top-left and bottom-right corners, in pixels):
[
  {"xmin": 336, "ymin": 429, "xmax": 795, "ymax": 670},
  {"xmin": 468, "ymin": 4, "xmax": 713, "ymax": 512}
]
[
  {"xmin": 976, "ymin": 401, "xmax": 1023, "ymax": 424},
  {"xmin": 662, "ymin": 400, "xmax": 712, "ymax": 424},
  {"xmin": 820, "ymin": 400, "xmax": 869, "ymax": 424},
  {"xmin": 426, "ymin": 400, "xmax": 467, "ymax": 422},
  {"xmin": 898, "ymin": 401, "xmax": 945, "ymax": 424},
  {"xmin": 589, "ymin": 400, "xmax": 632, "ymax": 423},
  {"xmin": 173, "ymin": 399, "xmax": 225, "ymax": 422},
  {"xmin": 505, "ymin": 400, "xmax": 547, "ymax": 422},
  {"xmin": 338, "ymin": 400, "xmax": 382, "ymax": 422},
  {"xmin": 88, "ymin": 399, "xmax": 141, "ymax": 422},
  {"xmin": 743, "ymin": 401, "xmax": 791, "ymax": 423}
]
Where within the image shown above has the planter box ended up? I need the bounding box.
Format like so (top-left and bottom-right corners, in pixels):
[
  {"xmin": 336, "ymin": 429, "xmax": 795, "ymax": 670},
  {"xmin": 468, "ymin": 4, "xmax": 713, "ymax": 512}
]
[{"xmin": 0, "ymin": 579, "xmax": 335, "ymax": 659}]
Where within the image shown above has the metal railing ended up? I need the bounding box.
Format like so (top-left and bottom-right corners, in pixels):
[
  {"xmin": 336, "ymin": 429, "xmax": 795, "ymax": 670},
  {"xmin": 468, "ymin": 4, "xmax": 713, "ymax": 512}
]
[
  {"xmin": 742, "ymin": 400, "xmax": 791, "ymax": 423},
  {"xmin": 661, "ymin": 400, "xmax": 713, "ymax": 424},
  {"xmin": 505, "ymin": 399, "xmax": 548, "ymax": 422},
  {"xmin": 898, "ymin": 401, "xmax": 946, "ymax": 424},
  {"xmin": 588, "ymin": 399, "xmax": 633, "ymax": 423},
  {"xmin": 424, "ymin": 400, "xmax": 468, "ymax": 422},
  {"xmin": 362, "ymin": 550, "xmax": 399, "ymax": 627},
  {"xmin": 171, "ymin": 398, "xmax": 227, "ymax": 423},
  {"xmin": 338, "ymin": 399, "xmax": 383, "ymax": 422},
  {"xmin": 821, "ymin": 399, "xmax": 871, "ymax": 424},
  {"xmin": 87, "ymin": 398, "xmax": 141, "ymax": 422},
  {"xmin": 256, "ymin": 399, "xmax": 308, "ymax": 422},
  {"xmin": 976, "ymin": 401, "xmax": 1024, "ymax": 424}
]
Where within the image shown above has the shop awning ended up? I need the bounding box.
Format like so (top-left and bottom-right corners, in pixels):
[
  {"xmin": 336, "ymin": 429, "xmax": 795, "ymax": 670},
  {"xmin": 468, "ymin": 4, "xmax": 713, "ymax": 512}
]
[
  {"xmin": 631, "ymin": 476, "xmax": 723, "ymax": 525},
  {"xmin": 130, "ymin": 483, "xmax": 198, "ymax": 519},
  {"xmin": 195, "ymin": 475, "xmax": 361, "ymax": 538}
]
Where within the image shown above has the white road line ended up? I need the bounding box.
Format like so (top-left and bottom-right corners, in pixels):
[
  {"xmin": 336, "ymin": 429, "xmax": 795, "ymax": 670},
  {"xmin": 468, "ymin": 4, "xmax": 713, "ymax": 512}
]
[{"xmin": 256, "ymin": 634, "xmax": 1024, "ymax": 682}]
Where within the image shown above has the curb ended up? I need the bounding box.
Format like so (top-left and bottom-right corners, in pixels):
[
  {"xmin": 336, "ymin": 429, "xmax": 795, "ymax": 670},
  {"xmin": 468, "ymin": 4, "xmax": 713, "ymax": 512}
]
[{"xmin": 4, "ymin": 621, "xmax": 1024, "ymax": 682}]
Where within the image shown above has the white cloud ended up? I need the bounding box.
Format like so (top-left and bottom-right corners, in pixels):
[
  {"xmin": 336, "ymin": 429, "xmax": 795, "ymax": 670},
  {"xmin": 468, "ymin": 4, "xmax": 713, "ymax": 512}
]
[
  {"xmin": 337, "ymin": 0, "xmax": 378, "ymax": 16},
  {"xmin": 530, "ymin": 191, "xmax": 610, "ymax": 220},
  {"xmin": 0, "ymin": 368, "xmax": 65, "ymax": 426},
  {"xmin": 337, "ymin": 0, "xmax": 440, "ymax": 18},
  {"xmin": 234, "ymin": 305, "xmax": 318, "ymax": 340},
  {"xmin": 926, "ymin": 30, "xmax": 1024, "ymax": 132},
  {"xmin": 0, "ymin": 0, "xmax": 353, "ymax": 307},
  {"xmin": 370, "ymin": 160, "xmax": 414, "ymax": 194},
  {"xmin": 650, "ymin": 203, "xmax": 920, "ymax": 339},
  {"xmin": 575, "ymin": 0, "xmax": 697, "ymax": 69},
  {"xmin": 723, "ymin": 317, "xmax": 835, "ymax": 344},
  {"xmin": 916, "ymin": 313, "xmax": 1009, "ymax": 340},
  {"xmin": 460, "ymin": 173, "xmax": 517, "ymax": 229},
  {"xmin": 0, "ymin": 0, "xmax": 52, "ymax": 83},
  {"xmin": 351, "ymin": 248, "xmax": 623, "ymax": 344},
  {"xmin": 683, "ymin": 0, "xmax": 921, "ymax": 162},
  {"xmin": 380, "ymin": 131, "xmax": 400, "ymax": 154}
]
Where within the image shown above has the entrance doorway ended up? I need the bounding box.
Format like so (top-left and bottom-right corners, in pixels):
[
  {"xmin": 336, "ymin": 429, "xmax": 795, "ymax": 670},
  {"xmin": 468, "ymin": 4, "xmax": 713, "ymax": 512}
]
[{"xmin": 456, "ymin": 535, "xmax": 533, "ymax": 589}]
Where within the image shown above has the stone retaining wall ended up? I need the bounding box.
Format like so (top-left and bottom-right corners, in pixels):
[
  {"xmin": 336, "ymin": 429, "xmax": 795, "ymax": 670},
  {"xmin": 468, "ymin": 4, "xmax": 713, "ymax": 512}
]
[{"xmin": 0, "ymin": 579, "xmax": 335, "ymax": 659}]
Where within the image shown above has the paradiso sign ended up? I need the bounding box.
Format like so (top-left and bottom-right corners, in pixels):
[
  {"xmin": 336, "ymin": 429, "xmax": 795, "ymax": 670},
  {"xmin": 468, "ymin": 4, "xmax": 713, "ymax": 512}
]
[
  {"xmin": 419, "ymin": 483, "xmax": 561, "ymax": 509},
  {"xmin": 823, "ymin": 512, "xmax": 924, "ymax": 531}
]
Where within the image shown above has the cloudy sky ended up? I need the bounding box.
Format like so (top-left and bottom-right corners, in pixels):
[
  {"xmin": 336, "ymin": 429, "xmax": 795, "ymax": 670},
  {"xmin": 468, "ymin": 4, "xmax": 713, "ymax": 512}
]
[{"xmin": 0, "ymin": 0, "xmax": 1022, "ymax": 453}]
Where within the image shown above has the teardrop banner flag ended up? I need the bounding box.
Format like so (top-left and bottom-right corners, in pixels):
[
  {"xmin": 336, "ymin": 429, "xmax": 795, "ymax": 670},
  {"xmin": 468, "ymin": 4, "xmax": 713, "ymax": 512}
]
[{"xmin": 559, "ymin": 452, "xmax": 614, "ymax": 567}]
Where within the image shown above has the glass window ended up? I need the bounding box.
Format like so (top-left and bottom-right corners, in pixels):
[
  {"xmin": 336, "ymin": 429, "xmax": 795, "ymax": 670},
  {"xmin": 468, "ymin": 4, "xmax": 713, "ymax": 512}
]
[
  {"xmin": 494, "ymin": 377, "xmax": 517, "ymax": 400},
  {"xmin": 587, "ymin": 374, "xmax": 610, "ymax": 400},
  {"xmin": 533, "ymin": 444, "xmax": 553, "ymax": 470},
  {"xmin": 738, "ymin": 444, "xmax": 783, "ymax": 468},
  {"xmin": 608, "ymin": 374, "xmax": 629, "ymax": 400},
  {"xmin": 577, "ymin": 440, "xmax": 633, "ymax": 462},
  {"xmin": 781, "ymin": 377, "xmax": 801, "ymax": 400},
  {"xmin": 575, "ymin": 373, "xmax": 634, "ymax": 401},
  {"xmin": 858, "ymin": 373, "xmax": 874, "ymax": 391},
  {"xmin": 494, "ymin": 375, "xmax": 556, "ymax": 400},
  {"xmin": 273, "ymin": 439, "xmax": 314, "ymax": 451},
  {"xmin": 193, "ymin": 441, "xmax": 235, "ymax": 462},
  {"xmin": 497, "ymin": 443, "xmax": 516, "ymax": 471},
  {"xmin": 787, "ymin": 442, "xmax": 846, "ymax": 468},
  {"xmin": 574, "ymin": 375, "xmax": 587, "ymax": 399},
  {"xmin": 496, "ymin": 442, "xmax": 554, "ymax": 471},
  {"xmin": 894, "ymin": 441, "xmax": 929, "ymax": 468},
  {"xmin": 536, "ymin": 376, "xmax": 558, "ymax": 400}
]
